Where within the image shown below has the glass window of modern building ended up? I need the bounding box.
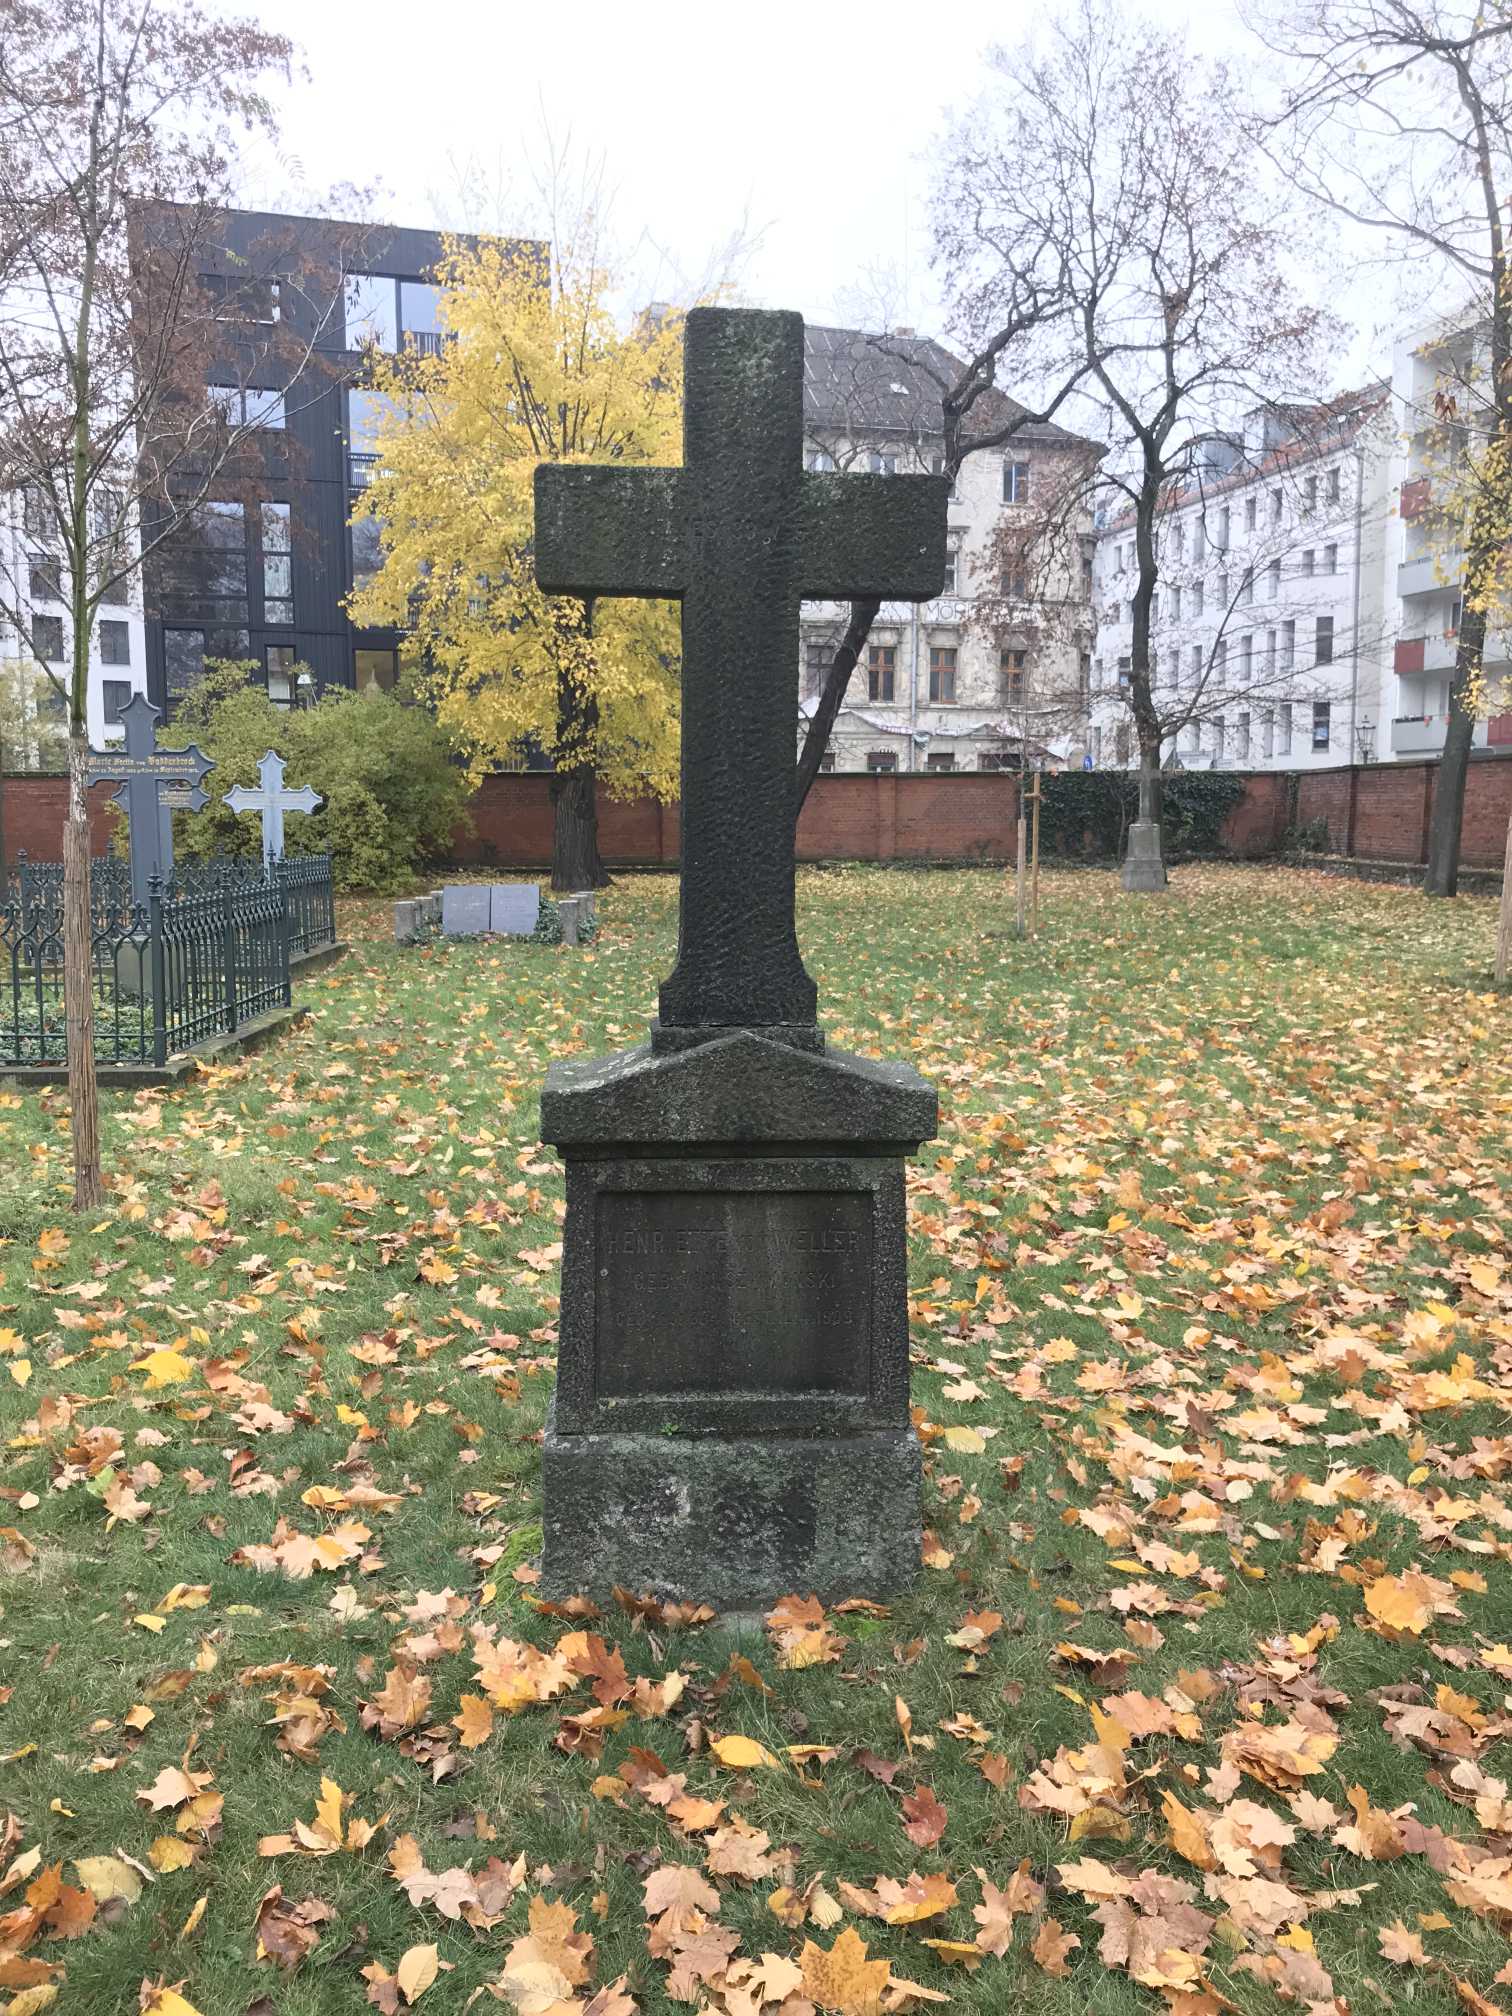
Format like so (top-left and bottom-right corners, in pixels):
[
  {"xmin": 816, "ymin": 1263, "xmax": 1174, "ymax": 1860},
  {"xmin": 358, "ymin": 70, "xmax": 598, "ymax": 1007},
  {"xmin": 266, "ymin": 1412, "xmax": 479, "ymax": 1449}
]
[{"xmin": 345, "ymin": 272, "xmax": 398, "ymax": 351}]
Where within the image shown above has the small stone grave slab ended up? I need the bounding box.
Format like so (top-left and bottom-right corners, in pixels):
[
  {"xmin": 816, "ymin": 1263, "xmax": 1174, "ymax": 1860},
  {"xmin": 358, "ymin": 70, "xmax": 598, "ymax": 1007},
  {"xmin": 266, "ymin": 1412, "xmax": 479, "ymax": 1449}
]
[
  {"xmin": 490, "ymin": 883, "xmax": 540, "ymax": 935},
  {"xmin": 441, "ymin": 885, "xmax": 492, "ymax": 937}
]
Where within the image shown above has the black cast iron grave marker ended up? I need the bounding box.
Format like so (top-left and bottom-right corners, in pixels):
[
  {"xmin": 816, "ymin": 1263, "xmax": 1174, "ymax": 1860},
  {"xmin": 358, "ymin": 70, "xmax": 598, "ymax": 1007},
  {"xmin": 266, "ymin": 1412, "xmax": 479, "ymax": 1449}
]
[
  {"xmin": 533, "ymin": 307, "xmax": 946, "ymax": 1603},
  {"xmin": 87, "ymin": 694, "xmax": 214, "ymax": 909}
]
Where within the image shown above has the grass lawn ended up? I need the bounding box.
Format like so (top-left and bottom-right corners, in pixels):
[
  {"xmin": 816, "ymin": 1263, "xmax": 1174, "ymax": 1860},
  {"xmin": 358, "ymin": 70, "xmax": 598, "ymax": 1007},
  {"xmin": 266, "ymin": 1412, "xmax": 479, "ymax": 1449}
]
[{"xmin": 0, "ymin": 862, "xmax": 1510, "ymax": 2016}]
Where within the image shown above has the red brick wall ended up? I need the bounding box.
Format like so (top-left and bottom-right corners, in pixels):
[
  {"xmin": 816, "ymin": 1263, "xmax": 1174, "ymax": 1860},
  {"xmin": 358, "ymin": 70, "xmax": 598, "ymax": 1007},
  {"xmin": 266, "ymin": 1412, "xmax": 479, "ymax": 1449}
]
[
  {"xmin": 6, "ymin": 760, "xmax": 1509, "ymax": 877},
  {"xmin": 0, "ymin": 775, "xmax": 121, "ymax": 867}
]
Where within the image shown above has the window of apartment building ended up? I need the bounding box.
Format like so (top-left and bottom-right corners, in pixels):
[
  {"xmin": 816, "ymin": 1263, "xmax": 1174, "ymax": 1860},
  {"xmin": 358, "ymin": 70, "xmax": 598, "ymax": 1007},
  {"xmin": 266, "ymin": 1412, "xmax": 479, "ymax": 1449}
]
[
  {"xmin": 1183, "ymin": 718, "xmax": 1200, "ymax": 756},
  {"xmin": 28, "ymin": 554, "xmax": 60, "ymax": 602},
  {"xmin": 102, "ymin": 679, "xmax": 133, "ymax": 726},
  {"xmin": 162, "ymin": 623, "xmax": 247, "ymax": 697},
  {"xmin": 1217, "ymin": 506, "xmax": 1231, "ymax": 549},
  {"xmin": 199, "ymin": 271, "xmax": 281, "ymax": 324},
  {"xmin": 1245, "ymin": 497, "xmax": 1258, "ymax": 533},
  {"xmin": 1082, "ymin": 552, "xmax": 1094, "ymax": 595},
  {"xmin": 350, "ymin": 515, "xmax": 383, "ymax": 594},
  {"xmin": 1239, "ymin": 633, "xmax": 1253, "ymax": 680},
  {"xmin": 1091, "ymin": 726, "xmax": 1103, "ymax": 766},
  {"xmin": 158, "ymin": 499, "xmax": 248, "ymax": 628},
  {"xmin": 1217, "ymin": 568, "xmax": 1230, "ymax": 609},
  {"xmin": 941, "ymin": 543, "xmax": 958, "ymax": 594},
  {"xmin": 804, "ymin": 640, "xmax": 830, "ymax": 697},
  {"xmin": 1236, "ymin": 712, "xmax": 1251, "ymax": 761},
  {"xmin": 1315, "ymin": 614, "xmax": 1334, "ymax": 665},
  {"xmin": 819, "ymin": 749, "xmax": 836, "ymax": 772},
  {"xmin": 1323, "ymin": 542, "xmax": 1337, "ymax": 576},
  {"xmin": 355, "ymin": 648, "xmax": 397, "ymax": 694},
  {"xmin": 1191, "ymin": 519, "xmax": 1205, "ymax": 561},
  {"xmin": 1001, "ymin": 559, "xmax": 1028, "ymax": 600},
  {"xmin": 209, "ymin": 383, "xmax": 286, "ymax": 429},
  {"xmin": 1171, "ymin": 523, "xmax": 1185, "ymax": 561},
  {"xmin": 1301, "ymin": 549, "xmax": 1315, "ymax": 577},
  {"xmin": 1003, "ymin": 459, "xmax": 1030, "ymax": 504},
  {"xmin": 1117, "ymin": 655, "xmax": 1131, "ymax": 690},
  {"xmin": 99, "ymin": 619, "xmax": 131, "ymax": 666},
  {"xmin": 345, "ymin": 272, "xmax": 444, "ymax": 354},
  {"xmin": 867, "ymin": 749, "xmax": 898, "ymax": 772},
  {"xmin": 266, "ymin": 645, "xmax": 302, "ymax": 709},
  {"xmin": 1169, "ymin": 583, "xmax": 1182, "ymax": 621},
  {"xmin": 1191, "ymin": 580, "xmax": 1204, "ymax": 618},
  {"xmin": 926, "ymin": 751, "xmax": 956, "ymax": 772},
  {"xmin": 1213, "ymin": 637, "xmax": 1227, "ymax": 674},
  {"xmin": 1312, "ymin": 700, "xmax": 1331, "ymax": 750},
  {"xmin": 867, "ymin": 643, "xmax": 896, "ymax": 702},
  {"xmin": 929, "ymin": 645, "xmax": 957, "ymax": 703},
  {"xmin": 1304, "ymin": 474, "xmax": 1318, "ymax": 511},
  {"xmin": 1212, "ymin": 715, "xmax": 1227, "ymax": 761},
  {"xmin": 868, "ymin": 451, "xmax": 897, "ymax": 476},
  {"xmin": 1265, "ymin": 628, "xmax": 1276, "ymax": 677},
  {"xmin": 1191, "ymin": 643, "xmax": 1203, "ymax": 682},
  {"xmin": 1326, "ymin": 466, "xmax": 1341, "ymax": 504},
  {"xmin": 1279, "ymin": 701, "xmax": 1293, "ymax": 755},
  {"xmin": 22, "ymin": 484, "xmax": 51, "ymax": 541},
  {"xmin": 805, "ymin": 447, "xmax": 836, "ymax": 473},
  {"xmin": 1001, "ymin": 647, "xmax": 1027, "ymax": 701},
  {"xmin": 928, "ymin": 453, "xmax": 959, "ymax": 501},
  {"xmin": 260, "ymin": 502, "xmax": 294, "ymax": 625},
  {"xmin": 1261, "ymin": 705, "xmax": 1274, "ymax": 759},
  {"xmin": 1079, "ymin": 652, "xmax": 1091, "ymax": 709},
  {"xmin": 979, "ymin": 749, "xmax": 1017, "ymax": 772},
  {"xmin": 1267, "ymin": 558, "xmax": 1281, "ymax": 600},
  {"xmin": 31, "ymin": 614, "xmax": 63, "ymax": 661},
  {"xmin": 92, "ymin": 487, "xmax": 130, "ymax": 605},
  {"xmin": 1281, "ymin": 618, "xmax": 1295, "ymax": 671},
  {"xmin": 1271, "ymin": 487, "xmax": 1283, "ymax": 524}
]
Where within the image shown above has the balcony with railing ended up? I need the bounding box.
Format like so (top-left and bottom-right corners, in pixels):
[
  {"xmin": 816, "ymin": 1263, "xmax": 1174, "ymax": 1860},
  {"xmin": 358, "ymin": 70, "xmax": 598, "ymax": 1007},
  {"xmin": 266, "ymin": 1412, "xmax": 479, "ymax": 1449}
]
[{"xmin": 1390, "ymin": 713, "xmax": 1490, "ymax": 756}]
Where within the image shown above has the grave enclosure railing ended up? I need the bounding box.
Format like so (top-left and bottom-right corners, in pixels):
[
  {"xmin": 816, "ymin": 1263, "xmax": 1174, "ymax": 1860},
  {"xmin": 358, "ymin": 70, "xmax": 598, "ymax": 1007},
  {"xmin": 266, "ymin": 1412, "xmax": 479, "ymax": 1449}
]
[{"xmin": 0, "ymin": 854, "xmax": 335, "ymax": 1069}]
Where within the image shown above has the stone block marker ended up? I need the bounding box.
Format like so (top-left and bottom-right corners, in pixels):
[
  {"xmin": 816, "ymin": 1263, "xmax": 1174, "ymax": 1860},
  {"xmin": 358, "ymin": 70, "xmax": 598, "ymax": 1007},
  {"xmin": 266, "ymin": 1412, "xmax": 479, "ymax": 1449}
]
[
  {"xmin": 441, "ymin": 885, "xmax": 492, "ymax": 937},
  {"xmin": 489, "ymin": 883, "xmax": 540, "ymax": 935},
  {"xmin": 394, "ymin": 892, "xmax": 441, "ymax": 944},
  {"xmin": 533, "ymin": 306, "xmax": 947, "ymax": 1604}
]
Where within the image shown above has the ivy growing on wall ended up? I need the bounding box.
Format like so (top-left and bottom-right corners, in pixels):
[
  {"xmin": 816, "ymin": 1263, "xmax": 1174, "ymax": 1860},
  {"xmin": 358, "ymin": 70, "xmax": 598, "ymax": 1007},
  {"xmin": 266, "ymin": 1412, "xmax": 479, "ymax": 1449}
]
[{"xmin": 1034, "ymin": 772, "xmax": 1249, "ymax": 859}]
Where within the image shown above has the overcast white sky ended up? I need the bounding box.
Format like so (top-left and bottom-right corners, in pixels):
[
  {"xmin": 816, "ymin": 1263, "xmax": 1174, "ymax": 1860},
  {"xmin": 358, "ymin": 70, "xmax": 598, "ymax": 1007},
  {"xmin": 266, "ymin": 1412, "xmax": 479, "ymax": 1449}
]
[{"xmin": 238, "ymin": 0, "xmax": 1402, "ymax": 391}]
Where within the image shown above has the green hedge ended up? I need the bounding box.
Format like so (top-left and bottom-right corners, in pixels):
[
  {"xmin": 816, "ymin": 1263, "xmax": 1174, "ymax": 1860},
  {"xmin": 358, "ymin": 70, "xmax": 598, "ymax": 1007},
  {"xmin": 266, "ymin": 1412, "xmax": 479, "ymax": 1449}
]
[{"xmin": 1034, "ymin": 771, "xmax": 1248, "ymax": 859}]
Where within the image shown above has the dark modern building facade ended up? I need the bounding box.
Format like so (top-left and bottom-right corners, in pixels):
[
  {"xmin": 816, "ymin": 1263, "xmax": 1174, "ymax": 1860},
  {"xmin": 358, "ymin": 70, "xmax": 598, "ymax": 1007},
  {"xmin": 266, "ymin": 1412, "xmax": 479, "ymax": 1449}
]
[{"xmin": 138, "ymin": 207, "xmax": 527, "ymax": 715}]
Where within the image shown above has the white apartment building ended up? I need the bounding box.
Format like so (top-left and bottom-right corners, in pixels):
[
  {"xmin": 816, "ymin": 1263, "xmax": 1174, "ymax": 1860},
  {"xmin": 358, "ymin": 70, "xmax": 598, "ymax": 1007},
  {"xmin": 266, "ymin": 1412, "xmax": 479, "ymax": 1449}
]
[
  {"xmin": 797, "ymin": 326, "xmax": 1098, "ymax": 774},
  {"xmin": 1, "ymin": 484, "xmax": 148, "ymax": 764},
  {"xmin": 1088, "ymin": 389, "xmax": 1394, "ymax": 771},
  {"xmin": 1386, "ymin": 316, "xmax": 1512, "ymax": 757}
]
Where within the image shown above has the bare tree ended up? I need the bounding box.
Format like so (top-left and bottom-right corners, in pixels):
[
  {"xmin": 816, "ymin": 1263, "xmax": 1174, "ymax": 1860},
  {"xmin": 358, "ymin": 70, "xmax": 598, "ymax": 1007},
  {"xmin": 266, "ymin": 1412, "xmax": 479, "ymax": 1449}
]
[
  {"xmin": 794, "ymin": 305, "xmax": 1093, "ymax": 808},
  {"xmin": 0, "ymin": 0, "xmax": 348, "ymax": 1207},
  {"xmin": 1251, "ymin": 0, "xmax": 1512, "ymax": 896},
  {"xmin": 933, "ymin": 0, "xmax": 1336, "ymax": 886}
]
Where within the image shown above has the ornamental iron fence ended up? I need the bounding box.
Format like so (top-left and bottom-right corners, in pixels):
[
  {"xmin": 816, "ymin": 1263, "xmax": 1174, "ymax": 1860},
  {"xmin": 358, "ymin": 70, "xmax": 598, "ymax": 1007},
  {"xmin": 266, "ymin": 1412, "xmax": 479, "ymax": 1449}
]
[{"xmin": 0, "ymin": 853, "xmax": 335, "ymax": 1069}]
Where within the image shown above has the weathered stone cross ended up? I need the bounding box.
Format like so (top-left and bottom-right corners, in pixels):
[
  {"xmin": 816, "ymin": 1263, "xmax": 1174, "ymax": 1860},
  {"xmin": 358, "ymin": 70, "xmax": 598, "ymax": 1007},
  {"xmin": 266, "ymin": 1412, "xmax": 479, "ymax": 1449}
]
[
  {"xmin": 535, "ymin": 306, "xmax": 947, "ymax": 1048},
  {"xmin": 224, "ymin": 749, "xmax": 323, "ymax": 872},
  {"xmin": 86, "ymin": 693, "xmax": 214, "ymax": 908}
]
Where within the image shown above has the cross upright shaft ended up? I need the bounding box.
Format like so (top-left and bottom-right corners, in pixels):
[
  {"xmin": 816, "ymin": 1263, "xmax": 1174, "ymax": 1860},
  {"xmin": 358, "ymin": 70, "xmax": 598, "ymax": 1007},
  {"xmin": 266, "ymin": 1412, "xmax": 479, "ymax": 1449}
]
[{"xmin": 535, "ymin": 306, "xmax": 947, "ymax": 1049}]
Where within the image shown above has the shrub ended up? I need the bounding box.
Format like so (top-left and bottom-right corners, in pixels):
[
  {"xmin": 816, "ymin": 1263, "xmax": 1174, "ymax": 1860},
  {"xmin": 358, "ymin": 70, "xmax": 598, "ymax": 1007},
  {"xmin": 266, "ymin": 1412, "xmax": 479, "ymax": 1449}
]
[
  {"xmin": 1035, "ymin": 770, "xmax": 1248, "ymax": 859},
  {"xmin": 165, "ymin": 662, "xmax": 471, "ymax": 892}
]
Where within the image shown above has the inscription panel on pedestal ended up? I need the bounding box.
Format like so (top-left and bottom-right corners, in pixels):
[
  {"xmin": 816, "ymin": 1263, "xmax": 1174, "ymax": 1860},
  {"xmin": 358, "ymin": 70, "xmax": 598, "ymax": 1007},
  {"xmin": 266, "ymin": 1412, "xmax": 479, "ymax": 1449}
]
[{"xmin": 595, "ymin": 1190, "xmax": 871, "ymax": 1398}]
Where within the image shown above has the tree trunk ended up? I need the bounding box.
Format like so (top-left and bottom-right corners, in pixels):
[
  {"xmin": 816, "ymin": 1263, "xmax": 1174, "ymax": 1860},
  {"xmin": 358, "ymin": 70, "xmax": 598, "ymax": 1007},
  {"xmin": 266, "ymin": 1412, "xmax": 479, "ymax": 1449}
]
[
  {"xmin": 64, "ymin": 730, "xmax": 103, "ymax": 1210},
  {"xmin": 550, "ymin": 763, "xmax": 605, "ymax": 892},
  {"xmin": 796, "ymin": 597, "xmax": 881, "ymax": 812},
  {"xmin": 1424, "ymin": 609, "xmax": 1484, "ymax": 898}
]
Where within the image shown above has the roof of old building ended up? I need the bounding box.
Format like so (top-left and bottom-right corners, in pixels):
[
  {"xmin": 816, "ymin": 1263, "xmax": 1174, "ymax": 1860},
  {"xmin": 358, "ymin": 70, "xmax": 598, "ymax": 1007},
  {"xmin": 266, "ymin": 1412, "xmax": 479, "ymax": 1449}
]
[{"xmin": 803, "ymin": 324, "xmax": 1096, "ymax": 452}]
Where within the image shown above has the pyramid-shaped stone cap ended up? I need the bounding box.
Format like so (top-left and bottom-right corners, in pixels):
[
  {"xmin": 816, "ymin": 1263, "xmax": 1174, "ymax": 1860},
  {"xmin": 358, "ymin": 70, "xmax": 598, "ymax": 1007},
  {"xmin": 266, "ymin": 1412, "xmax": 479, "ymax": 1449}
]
[{"xmin": 541, "ymin": 1029, "xmax": 936, "ymax": 1151}]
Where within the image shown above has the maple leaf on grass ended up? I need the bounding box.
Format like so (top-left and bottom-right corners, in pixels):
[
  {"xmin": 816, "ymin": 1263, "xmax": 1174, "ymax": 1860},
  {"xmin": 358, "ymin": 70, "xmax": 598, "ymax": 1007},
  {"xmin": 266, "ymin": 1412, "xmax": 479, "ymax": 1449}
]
[
  {"xmin": 253, "ymin": 1885, "xmax": 335, "ymax": 1970},
  {"xmin": 800, "ymin": 1926, "xmax": 891, "ymax": 2016},
  {"xmin": 1031, "ymin": 1916, "xmax": 1080, "ymax": 1977},
  {"xmin": 899, "ymin": 1784, "xmax": 948, "ymax": 1847}
]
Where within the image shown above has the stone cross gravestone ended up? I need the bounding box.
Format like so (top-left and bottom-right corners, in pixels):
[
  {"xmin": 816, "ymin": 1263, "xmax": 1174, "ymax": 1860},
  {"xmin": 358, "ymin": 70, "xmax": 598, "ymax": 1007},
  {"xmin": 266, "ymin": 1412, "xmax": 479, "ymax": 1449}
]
[
  {"xmin": 223, "ymin": 750, "xmax": 323, "ymax": 873},
  {"xmin": 533, "ymin": 306, "xmax": 947, "ymax": 1603},
  {"xmin": 87, "ymin": 694, "xmax": 214, "ymax": 908}
]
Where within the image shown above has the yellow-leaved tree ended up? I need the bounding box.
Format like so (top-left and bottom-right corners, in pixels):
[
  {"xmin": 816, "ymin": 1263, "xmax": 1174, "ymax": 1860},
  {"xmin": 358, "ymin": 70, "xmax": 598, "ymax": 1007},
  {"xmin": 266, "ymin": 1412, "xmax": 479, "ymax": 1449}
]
[{"xmin": 348, "ymin": 230, "xmax": 682, "ymax": 889}]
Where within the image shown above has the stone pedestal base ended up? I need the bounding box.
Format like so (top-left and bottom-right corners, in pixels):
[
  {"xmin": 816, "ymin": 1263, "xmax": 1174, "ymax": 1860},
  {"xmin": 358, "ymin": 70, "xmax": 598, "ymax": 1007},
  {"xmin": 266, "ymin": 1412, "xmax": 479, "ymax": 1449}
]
[
  {"xmin": 538, "ymin": 1028, "xmax": 936, "ymax": 1606},
  {"xmin": 1121, "ymin": 821, "xmax": 1168, "ymax": 892},
  {"xmin": 541, "ymin": 1404, "xmax": 921, "ymax": 1604}
]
